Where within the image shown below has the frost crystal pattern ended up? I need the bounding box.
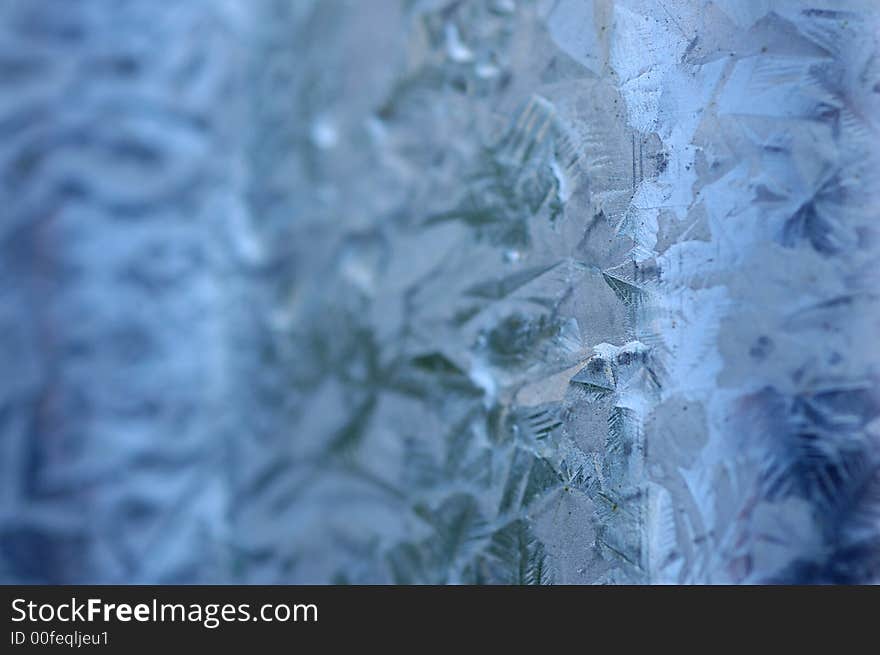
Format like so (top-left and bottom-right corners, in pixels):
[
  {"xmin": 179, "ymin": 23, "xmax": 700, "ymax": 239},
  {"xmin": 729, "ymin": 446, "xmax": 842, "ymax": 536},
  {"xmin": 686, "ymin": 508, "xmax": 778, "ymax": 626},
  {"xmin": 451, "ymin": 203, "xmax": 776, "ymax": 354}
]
[{"xmin": 2, "ymin": 1, "xmax": 879, "ymax": 583}]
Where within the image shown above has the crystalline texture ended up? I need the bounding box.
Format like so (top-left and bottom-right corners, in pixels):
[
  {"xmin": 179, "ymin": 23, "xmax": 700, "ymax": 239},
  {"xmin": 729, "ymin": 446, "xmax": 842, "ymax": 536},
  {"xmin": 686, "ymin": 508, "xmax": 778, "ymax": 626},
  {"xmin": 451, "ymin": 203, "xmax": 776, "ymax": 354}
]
[{"xmin": 1, "ymin": 0, "xmax": 878, "ymax": 584}]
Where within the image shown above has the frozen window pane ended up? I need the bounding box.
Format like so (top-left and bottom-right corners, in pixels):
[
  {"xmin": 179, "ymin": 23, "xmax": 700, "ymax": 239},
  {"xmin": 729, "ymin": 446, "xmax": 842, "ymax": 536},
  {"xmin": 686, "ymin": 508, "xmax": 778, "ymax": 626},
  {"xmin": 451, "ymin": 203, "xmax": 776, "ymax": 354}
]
[{"xmin": 2, "ymin": 0, "xmax": 879, "ymax": 584}]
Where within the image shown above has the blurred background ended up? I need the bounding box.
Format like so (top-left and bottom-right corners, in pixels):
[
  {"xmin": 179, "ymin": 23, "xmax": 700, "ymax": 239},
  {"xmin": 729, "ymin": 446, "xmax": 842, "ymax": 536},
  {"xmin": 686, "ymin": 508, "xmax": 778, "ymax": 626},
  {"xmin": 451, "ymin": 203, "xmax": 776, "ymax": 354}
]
[{"xmin": 2, "ymin": 0, "xmax": 879, "ymax": 584}]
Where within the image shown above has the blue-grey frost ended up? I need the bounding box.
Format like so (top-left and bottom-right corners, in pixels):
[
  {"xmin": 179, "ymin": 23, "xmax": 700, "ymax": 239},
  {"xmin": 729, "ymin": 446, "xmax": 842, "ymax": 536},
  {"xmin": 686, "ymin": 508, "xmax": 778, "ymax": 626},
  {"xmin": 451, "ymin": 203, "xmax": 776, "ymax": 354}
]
[{"xmin": 1, "ymin": 0, "xmax": 878, "ymax": 584}]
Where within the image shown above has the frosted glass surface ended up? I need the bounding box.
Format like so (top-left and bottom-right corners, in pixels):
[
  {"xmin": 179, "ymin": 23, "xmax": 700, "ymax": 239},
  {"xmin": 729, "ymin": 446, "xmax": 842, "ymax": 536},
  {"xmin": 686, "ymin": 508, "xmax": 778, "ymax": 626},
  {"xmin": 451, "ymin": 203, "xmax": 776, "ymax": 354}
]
[{"xmin": 2, "ymin": 0, "xmax": 879, "ymax": 584}]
